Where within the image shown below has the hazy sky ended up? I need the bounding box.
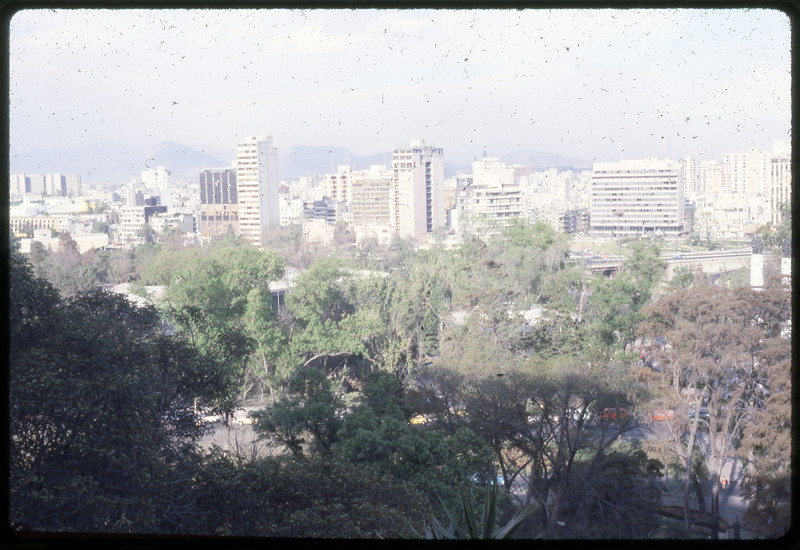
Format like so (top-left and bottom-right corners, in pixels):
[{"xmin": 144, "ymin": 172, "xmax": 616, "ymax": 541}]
[{"xmin": 9, "ymin": 8, "xmax": 791, "ymax": 166}]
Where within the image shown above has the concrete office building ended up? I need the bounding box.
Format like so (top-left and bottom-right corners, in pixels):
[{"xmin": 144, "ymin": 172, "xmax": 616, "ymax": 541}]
[
  {"xmin": 770, "ymin": 149, "xmax": 792, "ymax": 226},
  {"xmin": 44, "ymin": 174, "xmax": 65, "ymax": 196},
  {"xmin": 590, "ymin": 157, "xmax": 684, "ymax": 237},
  {"xmin": 65, "ymin": 174, "xmax": 82, "ymax": 197},
  {"xmin": 680, "ymin": 156, "xmax": 699, "ymax": 197},
  {"xmin": 350, "ymin": 164, "xmax": 393, "ymax": 244},
  {"xmin": 199, "ymin": 168, "xmax": 239, "ymax": 239},
  {"xmin": 724, "ymin": 148, "xmax": 770, "ymax": 197},
  {"xmin": 390, "ymin": 140, "xmax": 445, "ymax": 244},
  {"xmin": 454, "ymin": 157, "xmax": 524, "ymax": 238},
  {"xmin": 235, "ymin": 136, "xmax": 279, "ymax": 248}
]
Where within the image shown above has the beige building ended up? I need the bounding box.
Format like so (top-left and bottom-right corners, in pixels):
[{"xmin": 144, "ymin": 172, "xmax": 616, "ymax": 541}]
[
  {"xmin": 391, "ymin": 140, "xmax": 445, "ymax": 244},
  {"xmin": 454, "ymin": 157, "xmax": 524, "ymax": 239},
  {"xmin": 350, "ymin": 164, "xmax": 393, "ymax": 245},
  {"xmin": 236, "ymin": 136, "xmax": 279, "ymax": 248}
]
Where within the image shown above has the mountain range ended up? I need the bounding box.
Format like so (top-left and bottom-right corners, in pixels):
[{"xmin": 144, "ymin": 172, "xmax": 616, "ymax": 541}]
[{"xmin": 10, "ymin": 141, "xmax": 592, "ymax": 186}]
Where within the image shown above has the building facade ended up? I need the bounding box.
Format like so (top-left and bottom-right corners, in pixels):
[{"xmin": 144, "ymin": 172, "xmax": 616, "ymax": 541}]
[
  {"xmin": 590, "ymin": 157, "xmax": 684, "ymax": 237},
  {"xmin": 350, "ymin": 164, "xmax": 393, "ymax": 244},
  {"xmin": 235, "ymin": 136, "xmax": 279, "ymax": 248},
  {"xmin": 390, "ymin": 140, "xmax": 445, "ymax": 244},
  {"xmin": 454, "ymin": 157, "xmax": 524, "ymax": 238},
  {"xmin": 199, "ymin": 168, "xmax": 239, "ymax": 239}
]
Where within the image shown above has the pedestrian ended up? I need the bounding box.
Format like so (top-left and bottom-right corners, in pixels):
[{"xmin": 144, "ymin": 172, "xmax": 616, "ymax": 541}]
[{"xmin": 721, "ymin": 476, "xmax": 728, "ymax": 490}]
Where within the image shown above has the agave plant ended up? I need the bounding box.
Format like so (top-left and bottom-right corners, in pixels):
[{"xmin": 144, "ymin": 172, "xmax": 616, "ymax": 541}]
[{"xmin": 423, "ymin": 478, "xmax": 535, "ymax": 539}]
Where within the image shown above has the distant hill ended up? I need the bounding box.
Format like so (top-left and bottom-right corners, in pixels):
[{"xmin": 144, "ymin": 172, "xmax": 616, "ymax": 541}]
[
  {"xmin": 10, "ymin": 141, "xmax": 591, "ymax": 187},
  {"xmin": 500, "ymin": 151, "xmax": 592, "ymax": 171},
  {"xmin": 10, "ymin": 141, "xmax": 226, "ymax": 186}
]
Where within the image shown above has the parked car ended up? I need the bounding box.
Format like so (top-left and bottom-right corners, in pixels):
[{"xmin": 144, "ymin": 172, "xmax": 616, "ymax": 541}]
[
  {"xmin": 601, "ymin": 408, "xmax": 629, "ymax": 421},
  {"xmin": 688, "ymin": 408, "xmax": 709, "ymax": 420},
  {"xmin": 651, "ymin": 409, "xmax": 675, "ymax": 421},
  {"xmin": 233, "ymin": 408, "xmax": 256, "ymax": 425}
]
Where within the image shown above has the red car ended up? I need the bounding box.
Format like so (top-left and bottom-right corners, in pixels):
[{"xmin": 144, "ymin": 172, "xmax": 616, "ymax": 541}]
[
  {"xmin": 602, "ymin": 408, "xmax": 629, "ymax": 421},
  {"xmin": 651, "ymin": 410, "xmax": 675, "ymax": 421}
]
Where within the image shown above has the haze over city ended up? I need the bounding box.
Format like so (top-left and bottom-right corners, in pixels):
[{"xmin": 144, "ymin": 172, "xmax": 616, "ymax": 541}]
[{"xmin": 9, "ymin": 7, "xmax": 791, "ymax": 170}]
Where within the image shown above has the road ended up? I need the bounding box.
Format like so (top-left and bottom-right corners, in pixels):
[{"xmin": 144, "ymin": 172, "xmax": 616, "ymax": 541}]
[{"xmin": 198, "ymin": 420, "xmax": 276, "ymax": 459}]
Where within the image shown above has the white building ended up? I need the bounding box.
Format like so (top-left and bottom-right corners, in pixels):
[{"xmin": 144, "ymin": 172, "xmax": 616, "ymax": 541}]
[
  {"xmin": 590, "ymin": 157, "xmax": 684, "ymax": 237},
  {"xmin": 454, "ymin": 157, "xmax": 524, "ymax": 239},
  {"xmin": 391, "ymin": 140, "xmax": 445, "ymax": 245},
  {"xmin": 770, "ymin": 141, "xmax": 792, "ymax": 226},
  {"xmin": 723, "ymin": 148, "xmax": 770, "ymax": 197},
  {"xmin": 141, "ymin": 166, "xmax": 172, "ymax": 193},
  {"xmin": 680, "ymin": 157, "xmax": 699, "ymax": 198},
  {"xmin": 324, "ymin": 165, "xmax": 353, "ymax": 204},
  {"xmin": 235, "ymin": 136, "xmax": 280, "ymax": 248},
  {"xmin": 350, "ymin": 164, "xmax": 394, "ymax": 245}
]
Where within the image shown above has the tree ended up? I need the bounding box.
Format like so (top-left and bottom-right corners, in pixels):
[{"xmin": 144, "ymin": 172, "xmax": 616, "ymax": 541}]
[
  {"xmin": 9, "ymin": 251, "xmax": 232, "ymax": 533},
  {"xmin": 190, "ymin": 451, "xmax": 429, "ymax": 538},
  {"xmin": 586, "ymin": 242, "xmax": 666, "ymax": 349},
  {"xmin": 251, "ymin": 366, "xmax": 344, "ymax": 456},
  {"xmin": 637, "ymin": 278, "xmax": 791, "ymax": 535},
  {"xmin": 421, "ymin": 354, "xmax": 649, "ymax": 539},
  {"xmin": 165, "ymin": 243, "xmax": 285, "ymax": 402}
]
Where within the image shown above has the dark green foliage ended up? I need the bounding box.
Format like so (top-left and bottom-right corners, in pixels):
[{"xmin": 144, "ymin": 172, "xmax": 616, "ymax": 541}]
[
  {"xmin": 191, "ymin": 452, "xmax": 428, "ymax": 538},
  {"xmin": 425, "ymin": 478, "xmax": 535, "ymax": 539},
  {"xmin": 9, "ymin": 250, "xmax": 228, "ymax": 533}
]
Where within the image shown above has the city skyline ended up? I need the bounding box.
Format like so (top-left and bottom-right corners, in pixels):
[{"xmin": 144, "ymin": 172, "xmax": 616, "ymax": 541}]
[{"xmin": 9, "ymin": 8, "xmax": 791, "ymax": 169}]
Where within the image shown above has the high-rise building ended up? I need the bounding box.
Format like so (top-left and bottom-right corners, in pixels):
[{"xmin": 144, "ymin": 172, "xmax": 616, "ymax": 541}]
[
  {"xmin": 65, "ymin": 174, "xmax": 81, "ymax": 197},
  {"xmin": 350, "ymin": 164, "xmax": 393, "ymax": 244},
  {"xmin": 454, "ymin": 157, "xmax": 524, "ymax": 238},
  {"xmin": 9, "ymin": 173, "xmax": 26, "ymax": 196},
  {"xmin": 324, "ymin": 165, "xmax": 353, "ymax": 203},
  {"xmin": 590, "ymin": 157, "xmax": 684, "ymax": 237},
  {"xmin": 28, "ymin": 174, "xmax": 45, "ymax": 195},
  {"xmin": 770, "ymin": 148, "xmax": 791, "ymax": 226},
  {"xmin": 199, "ymin": 168, "xmax": 239, "ymax": 239},
  {"xmin": 390, "ymin": 140, "xmax": 445, "ymax": 244},
  {"xmin": 44, "ymin": 174, "xmax": 65, "ymax": 196},
  {"xmin": 680, "ymin": 157, "xmax": 699, "ymax": 197},
  {"xmin": 142, "ymin": 166, "xmax": 172, "ymax": 193},
  {"xmin": 235, "ymin": 136, "xmax": 279, "ymax": 248},
  {"xmin": 723, "ymin": 148, "xmax": 770, "ymax": 197},
  {"xmin": 698, "ymin": 160, "xmax": 725, "ymax": 194}
]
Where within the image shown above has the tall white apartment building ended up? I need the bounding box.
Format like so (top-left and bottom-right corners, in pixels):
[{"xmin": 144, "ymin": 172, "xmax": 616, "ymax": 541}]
[
  {"xmin": 454, "ymin": 157, "xmax": 524, "ymax": 238},
  {"xmin": 141, "ymin": 166, "xmax": 172, "ymax": 193},
  {"xmin": 235, "ymin": 136, "xmax": 279, "ymax": 248},
  {"xmin": 724, "ymin": 148, "xmax": 770, "ymax": 197},
  {"xmin": 65, "ymin": 174, "xmax": 82, "ymax": 197},
  {"xmin": 44, "ymin": 174, "xmax": 65, "ymax": 196},
  {"xmin": 391, "ymin": 140, "xmax": 445, "ymax": 244},
  {"xmin": 28, "ymin": 174, "xmax": 45, "ymax": 195},
  {"xmin": 698, "ymin": 160, "xmax": 726, "ymax": 194},
  {"xmin": 590, "ymin": 157, "xmax": 684, "ymax": 237},
  {"xmin": 680, "ymin": 156, "xmax": 699, "ymax": 197},
  {"xmin": 9, "ymin": 173, "xmax": 26, "ymax": 196},
  {"xmin": 324, "ymin": 165, "xmax": 353, "ymax": 203}
]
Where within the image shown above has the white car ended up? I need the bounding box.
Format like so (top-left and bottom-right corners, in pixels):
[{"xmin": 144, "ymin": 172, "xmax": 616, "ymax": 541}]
[{"xmin": 233, "ymin": 408, "xmax": 255, "ymax": 425}]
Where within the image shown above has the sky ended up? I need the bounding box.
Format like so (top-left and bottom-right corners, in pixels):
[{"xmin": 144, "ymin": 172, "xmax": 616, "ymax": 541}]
[{"xmin": 9, "ymin": 8, "xmax": 792, "ymax": 166}]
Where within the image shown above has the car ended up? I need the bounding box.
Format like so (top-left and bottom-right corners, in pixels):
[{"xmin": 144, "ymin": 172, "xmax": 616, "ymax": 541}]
[
  {"xmin": 233, "ymin": 408, "xmax": 256, "ymax": 425},
  {"xmin": 688, "ymin": 408, "xmax": 709, "ymax": 420},
  {"xmin": 602, "ymin": 408, "xmax": 629, "ymax": 421},
  {"xmin": 410, "ymin": 414, "xmax": 428, "ymax": 425},
  {"xmin": 651, "ymin": 410, "xmax": 675, "ymax": 421}
]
